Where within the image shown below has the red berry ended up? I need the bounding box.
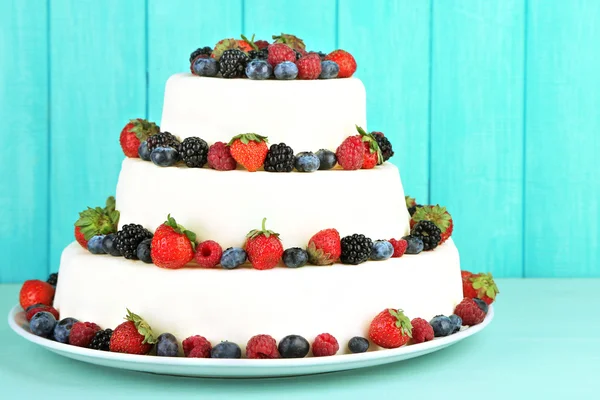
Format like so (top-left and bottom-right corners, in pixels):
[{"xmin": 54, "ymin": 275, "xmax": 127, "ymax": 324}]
[
  {"xmin": 267, "ymin": 43, "xmax": 296, "ymax": 67},
  {"xmin": 368, "ymin": 308, "xmax": 412, "ymax": 349},
  {"xmin": 19, "ymin": 280, "xmax": 55, "ymax": 310},
  {"xmin": 74, "ymin": 226, "xmax": 88, "ymax": 249},
  {"xmin": 246, "ymin": 334, "xmax": 279, "ymax": 359},
  {"xmin": 151, "ymin": 215, "xmax": 196, "ymax": 269},
  {"xmin": 454, "ymin": 298, "xmax": 487, "ymax": 326},
  {"xmin": 389, "ymin": 238, "xmax": 408, "ymax": 258},
  {"xmin": 207, "ymin": 142, "xmax": 237, "ymax": 171},
  {"xmin": 296, "ymin": 54, "xmax": 321, "ymax": 80},
  {"xmin": 336, "ymin": 136, "xmax": 365, "ymax": 170},
  {"xmin": 26, "ymin": 305, "xmax": 59, "ymax": 322},
  {"xmin": 461, "ymin": 271, "xmax": 499, "ymax": 305},
  {"xmin": 69, "ymin": 322, "xmax": 100, "ymax": 347},
  {"xmin": 307, "ymin": 228, "xmax": 342, "ymax": 265},
  {"xmin": 362, "ymin": 141, "xmax": 378, "ymax": 169},
  {"xmin": 182, "ymin": 335, "xmax": 212, "ymax": 357},
  {"xmin": 195, "ymin": 240, "xmax": 223, "ymax": 268},
  {"xmin": 245, "ymin": 218, "xmax": 283, "ymax": 270},
  {"xmin": 109, "ymin": 310, "xmax": 156, "ymax": 355},
  {"xmin": 324, "ymin": 50, "xmax": 357, "ymax": 78},
  {"xmin": 255, "ymin": 40, "xmax": 269, "ymax": 49},
  {"xmin": 119, "ymin": 119, "xmax": 159, "ymax": 158},
  {"xmin": 410, "ymin": 318, "xmax": 434, "ymax": 344},
  {"xmin": 312, "ymin": 333, "xmax": 339, "ymax": 357}
]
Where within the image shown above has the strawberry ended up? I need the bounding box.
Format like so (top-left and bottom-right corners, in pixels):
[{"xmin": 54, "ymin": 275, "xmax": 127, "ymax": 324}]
[
  {"xmin": 411, "ymin": 205, "xmax": 453, "ymax": 244},
  {"xmin": 368, "ymin": 308, "xmax": 413, "ymax": 349},
  {"xmin": 151, "ymin": 214, "xmax": 196, "ymax": 269},
  {"xmin": 272, "ymin": 33, "xmax": 307, "ymax": 55},
  {"xmin": 324, "ymin": 50, "xmax": 357, "ymax": 78},
  {"xmin": 19, "ymin": 280, "xmax": 55, "ymax": 310},
  {"xmin": 74, "ymin": 196, "xmax": 120, "ymax": 248},
  {"xmin": 336, "ymin": 135, "xmax": 365, "ymax": 170},
  {"xmin": 119, "ymin": 118, "xmax": 159, "ymax": 158},
  {"xmin": 245, "ymin": 218, "xmax": 284, "ymax": 270},
  {"xmin": 212, "ymin": 38, "xmax": 250, "ymax": 60},
  {"xmin": 25, "ymin": 304, "xmax": 59, "ymax": 321},
  {"xmin": 356, "ymin": 125, "xmax": 383, "ymax": 169},
  {"xmin": 462, "ymin": 271, "xmax": 499, "ymax": 305},
  {"xmin": 307, "ymin": 228, "xmax": 341, "ymax": 265},
  {"xmin": 109, "ymin": 309, "xmax": 156, "ymax": 355},
  {"xmin": 296, "ymin": 54, "xmax": 321, "ymax": 80},
  {"xmin": 267, "ymin": 43, "xmax": 296, "ymax": 67},
  {"xmin": 228, "ymin": 133, "xmax": 269, "ymax": 172}
]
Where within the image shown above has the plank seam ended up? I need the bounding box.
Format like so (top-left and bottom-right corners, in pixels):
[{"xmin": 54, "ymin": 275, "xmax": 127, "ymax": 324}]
[
  {"xmin": 426, "ymin": 0, "xmax": 434, "ymax": 204},
  {"xmin": 145, "ymin": 0, "xmax": 149, "ymax": 119},
  {"xmin": 46, "ymin": 0, "xmax": 52, "ymax": 277},
  {"xmin": 521, "ymin": 0, "xmax": 529, "ymax": 278},
  {"xmin": 335, "ymin": 0, "xmax": 339, "ymax": 48},
  {"xmin": 241, "ymin": 0, "xmax": 245, "ymax": 34}
]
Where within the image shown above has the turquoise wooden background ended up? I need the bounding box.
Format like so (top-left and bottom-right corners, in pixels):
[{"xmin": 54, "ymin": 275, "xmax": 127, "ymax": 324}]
[{"xmin": 1, "ymin": 0, "xmax": 599, "ymax": 282}]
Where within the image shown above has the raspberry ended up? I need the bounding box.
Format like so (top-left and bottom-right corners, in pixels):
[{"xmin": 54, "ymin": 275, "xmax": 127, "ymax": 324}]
[
  {"xmin": 312, "ymin": 333, "xmax": 339, "ymax": 357},
  {"xmin": 195, "ymin": 240, "xmax": 223, "ymax": 268},
  {"xmin": 267, "ymin": 43, "xmax": 296, "ymax": 67},
  {"xmin": 69, "ymin": 322, "xmax": 100, "ymax": 347},
  {"xmin": 454, "ymin": 298, "xmax": 487, "ymax": 326},
  {"xmin": 26, "ymin": 305, "xmax": 59, "ymax": 322},
  {"xmin": 389, "ymin": 238, "xmax": 408, "ymax": 257},
  {"xmin": 187, "ymin": 342, "xmax": 212, "ymax": 358},
  {"xmin": 296, "ymin": 54, "xmax": 321, "ymax": 80},
  {"xmin": 246, "ymin": 334, "xmax": 279, "ymax": 359},
  {"xmin": 207, "ymin": 142, "xmax": 237, "ymax": 171},
  {"xmin": 336, "ymin": 136, "xmax": 364, "ymax": 170},
  {"xmin": 411, "ymin": 318, "xmax": 434, "ymax": 343},
  {"xmin": 182, "ymin": 335, "xmax": 212, "ymax": 357}
]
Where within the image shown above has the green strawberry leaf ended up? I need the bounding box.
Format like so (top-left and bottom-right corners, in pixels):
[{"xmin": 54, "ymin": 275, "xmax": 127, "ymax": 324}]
[
  {"xmin": 246, "ymin": 217, "xmax": 281, "ymax": 240},
  {"xmin": 164, "ymin": 214, "xmax": 197, "ymax": 250},
  {"xmin": 228, "ymin": 133, "xmax": 269, "ymax": 146},
  {"xmin": 388, "ymin": 308, "xmax": 413, "ymax": 338},
  {"xmin": 125, "ymin": 308, "xmax": 157, "ymax": 344}
]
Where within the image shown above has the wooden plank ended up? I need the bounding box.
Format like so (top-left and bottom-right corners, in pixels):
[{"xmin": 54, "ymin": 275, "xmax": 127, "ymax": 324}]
[
  {"xmin": 338, "ymin": 0, "xmax": 431, "ymax": 203},
  {"xmin": 525, "ymin": 0, "xmax": 600, "ymax": 277},
  {"xmin": 0, "ymin": 0, "xmax": 49, "ymax": 283},
  {"xmin": 49, "ymin": 0, "xmax": 146, "ymax": 267},
  {"xmin": 430, "ymin": 0, "xmax": 525, "ymax": 277},
  {"xmin": 147, "ymin": 0, "xmax": 243, "ymax": 122}
]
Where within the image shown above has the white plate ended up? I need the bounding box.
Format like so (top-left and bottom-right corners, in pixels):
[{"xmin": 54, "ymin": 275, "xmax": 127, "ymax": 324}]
[{"xmin": 8, "ymin": 304, "xmax": 493, "ymax": 378}]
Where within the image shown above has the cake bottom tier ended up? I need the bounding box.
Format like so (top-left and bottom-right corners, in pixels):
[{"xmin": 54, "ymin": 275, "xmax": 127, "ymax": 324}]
[{"xmin": 53, "ymin": 240, "xmax": 463, "ymax": 354}]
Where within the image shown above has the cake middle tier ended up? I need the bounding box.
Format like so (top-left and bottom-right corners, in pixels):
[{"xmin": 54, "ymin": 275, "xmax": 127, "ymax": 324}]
[
  {"xmin": 116, "ymin": 159, "xmax": 411, "ymax": 248},
  {"xmin": 160, "ymin": 74, "xmax": 367, "ymax": 151}
]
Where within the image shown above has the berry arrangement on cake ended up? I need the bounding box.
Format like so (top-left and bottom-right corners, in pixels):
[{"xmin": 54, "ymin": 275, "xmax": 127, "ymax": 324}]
[{"xmin": 17, "ymin": 33, "xmax": 498, "ymax": 360}]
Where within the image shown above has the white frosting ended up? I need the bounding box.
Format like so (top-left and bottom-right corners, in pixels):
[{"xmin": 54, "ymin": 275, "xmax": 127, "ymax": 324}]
[
  {"xmin": 116, "ymin": 158, "xmax": 412, "ymax": 249},
  {"xmin": 160, "ymin": 74, "xmax": 367, "ymax": 152},
  {"xmin": 53, "ymin": 240, "xmax": 463, "ymax": 354}
]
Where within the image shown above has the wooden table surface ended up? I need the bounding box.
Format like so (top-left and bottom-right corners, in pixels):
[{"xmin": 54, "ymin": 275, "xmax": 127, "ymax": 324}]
[{"xmin": 2, "ymin": 279, "xmax": 598, "ymax": 399}]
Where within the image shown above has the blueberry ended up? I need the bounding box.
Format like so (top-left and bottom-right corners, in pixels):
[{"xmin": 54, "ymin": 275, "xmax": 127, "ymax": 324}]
[
  {"xmin": 246, "ymin": 59, "xmax": 272, "ymax": 80},
  {"xmin": 53, "ymin": 317, "xmax": 78, "ymax": 343},
  {"xmin": 151, "ymin": 146, "xmax": 179, "ymax": 167},
  {"xmin": 274, "ymin": 61, "xmax": 298, "ymax": 80},
  {"xmin": 220, "ymin": 247, "xmax": 247, "ymax": 269},
  {"xmin": 156, "ymin": 333, "xmax": 179, "ymax": 357},
  {"xmin": 316, "ymin": 149, "xmax": 337, "ymax": 170},
  {"xmin": 192, "ymin": 57, "xmax": 219, "ymax": 77},
  {"xmin": 136, "ymin": 238, "xmax": 153, "ymax": 264},
  {"xmin": 138, "ymin": 141, "xmax": 151, "ymax": 161},
  {"xmin": 370, "ymin": 240, "xmax": 394, "ymax": 261},
  {"xmin": 348, "ymin": 336, "xmax": 370, "ymax": 353},
  {"xmin": 88, "ymin": 235, "xmax": 106, "ymax": 254},
  {"xmin": 403, "ymin": 235, "xmax": 424, "ymax": 254},
  {"xmin": 294, "ymin": 152, "xmax": 320, "ymax": 172},
  {"xmin": 278, "ymin": 335, "xmax": 310, "ymax": 358},
  {"xmin": 473, "ymin": 298, "xmax": 489, "ymax": 314},
  {"xmin": 319, "ymin": 61, "xmax": 339, "ymax": 79},
  {"xmin": 102, "ymin": 233, "xmax": 121, "ymax": 257},
  {"xmin": 30, "ymin": 311, "xmax": 57, "ymax": 338},
  {"xmin": 211, "ymin": 341, "xmax": 242, "ymax": 359},
  {"xmin": 449, "ymin": 314, "xmax": 462, "ymax": 334},
  {"xmin": 430, "ymin": 315, "xmax": 454, "ymax": 337},
  {"xmin": 282, "ymin": 248, "xmax": 309, "ymax": 268}
]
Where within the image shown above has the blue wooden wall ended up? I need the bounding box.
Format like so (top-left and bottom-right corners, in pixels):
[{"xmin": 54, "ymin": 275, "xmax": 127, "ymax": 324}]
[{"xmin": 1, "ymin": 0, "xmax": 599, "ymax": 282}]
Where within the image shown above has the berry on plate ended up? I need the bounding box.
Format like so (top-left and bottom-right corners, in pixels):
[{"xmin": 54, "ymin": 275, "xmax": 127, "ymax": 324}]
[
  {"xmin": 294, "ymin": 151, "xmax": 320, "ymax": 172},
  {"xmin": 19, "ymin": 280, "xmax": 55, "ymax": 310},
  {"xmin": 429, "ymin": 315, "xmax": 453, "ymax": 337},
  {"xmin": 220, "ymin": 247, "xmax": 247, "ymax": 269},
  {"xmin": 410, "ymin": 318, "xmax": 434, "ymax": 343},
  {"xmin": 370, "ymin": 240, "xmax": 394, "ymax": 261},
  {"xmin": 69, "ymin": 321, "xmax": 101, "ymax": 347},
  {"xmin": 296, "ymin": 54, "xmax": 321, "ymax": 80},
  {"xmin": 245, "ymin": 218, "xmax": 284, "ymax": 270},
  {"xmin": 246, "ymin": 334, "xmax": 280, "ymax": 359},
  {"xmin": 402, "ymin": 235, "xmax": 424, "ymax": 254},
  {"xmin": 462, "ymin": 271, "xmax": 499, "ymax": 305},
  {"xmin": 228, "ymin": 133, "xmax": 269, "ymax": 172},
  {"xmin": 183, "ymin": 335, "xmax": 212, "ymax": 357},
  {"xmin": 278, "ymin": 334, "xmax": 310, "ymax": 358},
  {"xmin": 389, "ymin": 238, "xmax": 408, "ymax": 258},
  {"xmin": 348, "ymin": 336, "xmax": 370, "ymax": 353},
  {"xmin": 315, "ymin": 149, "xmax": 337, "ymax": 170},
  {"xmin": 53, "ymin": 317, "xmax": 78, "ymax": 343},
  {"xmin": 312, "ymin": 333, "xmax": 339, "ymax": 357},
  {"xmin": 449, "ymin": 314, "xmax": 462, "ymax": 333},
  {"xmin": 340, "ymin": 234, "xmax": 373, "ymax": 265},
  {"xmin": 29, "ymin": 311, "xmax": 57, "ymax": 338},
  {"xmin": 411, "ymin": 205, "xmax": 453, "ymax": 245},
  {"xmin": 307, "ymin": 228, "xmax": 341, "ymax": 266},
  {"xmin": 319, "ymin": 60, "xmax": 339, "ymax": 79},
  {"xmin": 109, "ymin": 309, "xmax": 156, "ymax": 355},
  {"xmin": 454, "ymin": 298, "xmax": 487, "ymax": 326},
  {"xmin": 207, "ymin": 142, "xmax": 237, "ymax": 171},
  {"xmin": 356, "ymin": 125, "xmax": 383, "ymax": 169},
  {"xmin": 115, "ymin": 224, "xmax": 153, "ymax": 260},
  {"xmin": 74, "ymin": 196, "xmax": 120, "ymax": 249},
  {"xmin": 324, "ymin": 50, "xmax": 357, "ymax": 78},
  {"xmin": 90, "ymin": 329, "xmax": 113, "ymax": 351},
  {"xmin": 264, "ymin": 143, "xmax": 295, "ymax": 173},
  {"xmin": 119, "ymin": 118, "xmax": 160, "ymax": 158},
  {"xmin": 267, "ymin": 43, "xmax": 296, "ymax": 67},
  {"xmin": 195, "ymin": 240, "xmax": 223, "ymax": 268},
  {"xmin": 156, "ymin": 333, "xmax": 179, "ymax": 357},
  {"xmin": 151, "ymin": 215, "xmax": 197, "ymax": 269},
  {"xmin": 368, "ymin": 308, "xmax": 413, "ymax": 349},
  {"xmin": 282, "ymin": 247, "xmax": 309, "ymax": 268},
  {"xmin": 211, "ymin": 341, "xmax": 242, "ymax": 359},
  {"xmin": 336, "ymin": 135, "xmax": 365, "ymax": 170},
  {"xmin": 274, "ymin": 61, "xmax": 298, "ymax": 80},
  {"xmin": 25, "ymin": 304, "xmax": 59, "ymax": 322}
]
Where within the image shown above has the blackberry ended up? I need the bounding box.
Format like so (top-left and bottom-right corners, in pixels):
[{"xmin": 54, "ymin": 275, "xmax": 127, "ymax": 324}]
[
  {"xmin": 373, "ymin": 132, "xmax": 394, "ymax": 163},
  {"xmin": 340, "ymin": 234, "xmax": 373, "ymax": 265},
  {"xmin": 114, "ymin": 224, "xmax": 153, "ymax": 259},
  {"xmin": 410, "ymin": 220, "xmax": 441, "ymax": 251},
  {"xmin": 314, "ymin": 51, "xmax": 327, "ymax": 60},
  {"xmin": 46, "ymin": 272, "xmax": 58, "ymax": 287},
  {"xmin": 178, "ymin": 137, "xmax": 209, "ymax": 168},
  {"xmin": 220, "ymin": 49, "xmax": 249, "ymax": 78},
  {"xmin": 89, "ymin": 329, "xmax": 113, "ymax": 351},
  {"xmin": 189, "ymin": 46, "xmax": 212, "ymax": 62},
  {"xmin": 408, "ymin": 204, "xmax": 423, "ymax": 216},
  {"xmin": 263, "ymin": 143, "xmax": 295, "ymax": 172},
  {"xmin": 146, "ymin": 131, "xmax": 180, "ymax": 152},
  {"xmin": 294, "ymin": 49, "xmax": 303, "ymax": 60},
  {"xmin": 248, "ymin": 48, "xmax": 268, "ymax": 60}
]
